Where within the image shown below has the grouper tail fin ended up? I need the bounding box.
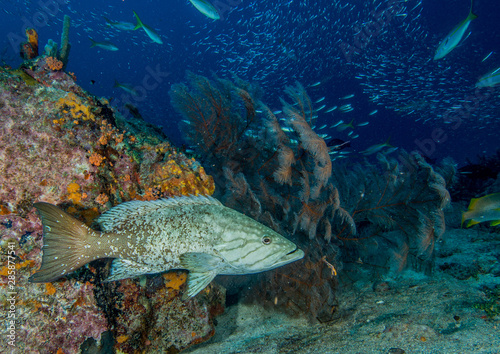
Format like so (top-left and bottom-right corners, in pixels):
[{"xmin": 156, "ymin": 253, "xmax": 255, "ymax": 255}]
[{"xmin": 29, "ymin": 202, "xmax": 99, "ymax": 283}]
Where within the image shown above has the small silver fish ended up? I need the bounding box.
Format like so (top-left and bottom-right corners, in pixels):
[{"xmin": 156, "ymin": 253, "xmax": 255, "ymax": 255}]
[
  {"xmin": 30, "ymin": 196, "xmax": 304, "ymax": 298},
  {"xmin": 330, "ymin": 120, "xmax": 343, "ymax": 128},
  {"xmin": 481, "ymin": 51, "xmax": 494, "ymax": 63},
  {"xmin": 339, "ymin": 104, "xmax": 353, "ymax": 112}
]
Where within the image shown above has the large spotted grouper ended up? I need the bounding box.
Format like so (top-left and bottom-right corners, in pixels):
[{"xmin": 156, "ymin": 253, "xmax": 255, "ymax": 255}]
[{"xmin": 29, "ymin": 196, "xmax": 304, "ymax": 298}]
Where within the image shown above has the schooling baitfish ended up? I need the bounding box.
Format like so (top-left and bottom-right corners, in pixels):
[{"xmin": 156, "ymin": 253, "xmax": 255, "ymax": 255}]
[{"xmin": 30, "ymin": 196, "xmax": 304, "ymax": 298}]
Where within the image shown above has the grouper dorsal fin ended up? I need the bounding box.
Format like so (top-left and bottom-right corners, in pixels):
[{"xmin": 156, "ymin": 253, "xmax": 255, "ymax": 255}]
[
  {"xmin": 97, "ymin": 195, "xmax": 222, "ymax": 231},
  {"xmin": 180, "ymin": 252, "xmax": 222, "ymax": 299}
]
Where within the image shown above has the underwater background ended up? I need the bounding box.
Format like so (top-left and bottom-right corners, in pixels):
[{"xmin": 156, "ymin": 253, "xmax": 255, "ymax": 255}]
[
  {"xmin": 1, "ymin": 0, "xmax": 499, "ymax": 165},
  {"xmin": 1, "ymin": 0, "xmax": 500, "ymax": 353}
]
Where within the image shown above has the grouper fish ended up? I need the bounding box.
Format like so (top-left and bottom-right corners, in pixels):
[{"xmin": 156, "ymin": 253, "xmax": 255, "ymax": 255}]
[{"xmin": 29, "ymin": 196, "xmax": 304, "ymax": 298}]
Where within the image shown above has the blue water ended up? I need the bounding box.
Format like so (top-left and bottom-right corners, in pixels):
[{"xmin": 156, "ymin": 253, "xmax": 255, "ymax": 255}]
[{"xmin": 1, "ymin": 0, "xmax": 499, "ymax": 165}]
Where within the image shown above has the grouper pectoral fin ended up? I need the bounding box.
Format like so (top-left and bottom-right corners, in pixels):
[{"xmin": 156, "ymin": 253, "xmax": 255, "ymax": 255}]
[
  {"xmin": 105, "ymin": 259, "xmax": 155, "ymax": 282},
  {"xmin": 180, "ymin": 252, "xmax": 222, "ymax": 299},
  {"xmin": 183, "ymin": 270, "xmax": 217, "ymax": 300}
]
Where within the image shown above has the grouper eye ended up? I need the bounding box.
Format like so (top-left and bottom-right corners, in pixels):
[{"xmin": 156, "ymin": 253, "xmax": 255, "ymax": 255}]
[{"xmin": 262, "ymin": 236, "xmax": 272, "ymax": 245}]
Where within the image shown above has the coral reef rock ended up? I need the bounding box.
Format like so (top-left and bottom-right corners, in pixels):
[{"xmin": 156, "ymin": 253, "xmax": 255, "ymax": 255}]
[{"xmin": 0, "ymin": 62, "xmax": 222, "ymax": 353}]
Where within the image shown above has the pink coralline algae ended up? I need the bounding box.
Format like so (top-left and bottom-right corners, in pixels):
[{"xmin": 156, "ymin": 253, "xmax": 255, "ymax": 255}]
[
  {"xmin": 0, "ymin": 61, "xmax": 222, "ymax": 353},
  {"xmin": 0, "ymin": 214, "xmax": 108, "ymax": 353}
]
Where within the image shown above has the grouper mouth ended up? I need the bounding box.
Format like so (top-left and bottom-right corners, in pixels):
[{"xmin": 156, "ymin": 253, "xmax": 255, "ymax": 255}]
[{"xmin": 272, "ymin": 246, "xmax": 305, "ymax": 268}]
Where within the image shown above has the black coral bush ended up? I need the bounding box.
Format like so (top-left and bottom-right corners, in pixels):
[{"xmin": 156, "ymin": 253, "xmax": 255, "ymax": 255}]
[
  {"xmin": 332, "ymin": 152, "xmax": 451, "ymax": 273},
  {"xmin": 169, "ymin": 74, "xmax": 453, "ymax": 321},
  {"xmin": 170, "ymin": 72, "xmax": 258, "ymax": 165}
]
